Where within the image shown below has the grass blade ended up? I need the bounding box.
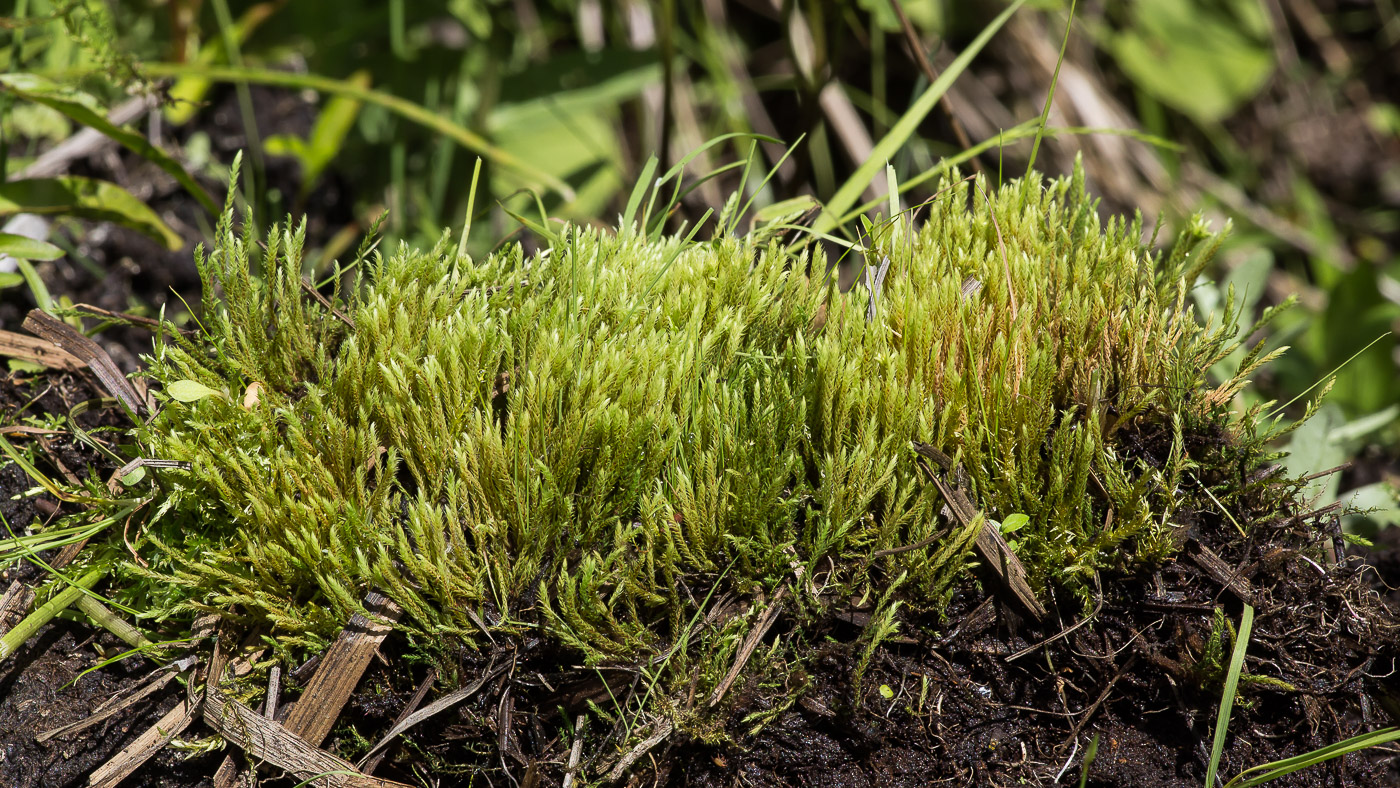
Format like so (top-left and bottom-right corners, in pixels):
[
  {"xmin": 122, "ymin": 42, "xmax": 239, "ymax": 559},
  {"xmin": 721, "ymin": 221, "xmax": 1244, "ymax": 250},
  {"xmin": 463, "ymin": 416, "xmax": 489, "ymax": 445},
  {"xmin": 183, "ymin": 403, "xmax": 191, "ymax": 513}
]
[
  {"xmin": 1025, "ymin": 0, "xmax": 1078, "ymax": 175},
  {"xmin": 623, "ymin": 155, "xmax": 659, "ymax": 232},
  {"xmin": 1225, "ymin": 727, "xmax": 1400, "ymax": 787},
  {"xmin": 0, "ymin": 566, "xmax": 106, "ymax": 663},
  {"xmin": 138, "ymin": 63, "xmax": 576, "ymax": 200},
  {"xmin": 1206, "ymin": 603, "xmax": 1254, "ymax": 787},
  {"xmin": 813, "ymin": 0, "xmax": 1026, "ymax": 233}
]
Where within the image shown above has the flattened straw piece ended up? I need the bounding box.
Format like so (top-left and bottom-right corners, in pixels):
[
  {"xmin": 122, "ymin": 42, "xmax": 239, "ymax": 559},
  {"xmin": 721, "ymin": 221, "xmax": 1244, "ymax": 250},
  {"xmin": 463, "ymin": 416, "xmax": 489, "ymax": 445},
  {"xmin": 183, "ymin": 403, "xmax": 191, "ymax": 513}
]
[
  {"xmin": 0, "ymin": 329, "xmax": 84, "ymax": 371},
  {"xmin": 87, "ymin": 695, "xmax": 200, "ymax": 788},
  {"xmin": 23, "ymin": 310, "xmax": 143, "ymax": 416},
  {"xmin": 281, "ymin": 590, "xmax": 402, "ymax": 747},
  {"xmin": 203, "ymin": 689, "xmax": 413, "ymax": 788}
]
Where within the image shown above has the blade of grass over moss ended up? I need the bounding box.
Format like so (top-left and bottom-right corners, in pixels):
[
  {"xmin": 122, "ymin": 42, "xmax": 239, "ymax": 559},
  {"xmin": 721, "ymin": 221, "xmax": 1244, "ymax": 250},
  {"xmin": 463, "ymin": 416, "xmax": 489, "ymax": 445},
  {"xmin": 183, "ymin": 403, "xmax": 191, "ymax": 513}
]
[
  {"xmin": 623, "ymin": 155, "xmax": 659, "ymax": 232},
  {"xmin": 813, "ymin": 0, "xmax": 1025, "ymax": 234},
  {"xmin": 1206, "ymin": 603, "xmax": 1254, "ymax": 787},
  {"xmin": 1265, "ymin": 332, "xmax": 1391, "ymax": 420},
  {"xmin": 1025, "ymin": 0, "xmax": 1078, "ymax": 175},
  {"xmin": 730, "ymin": 134, "xmax": 806, "ymax": 237},
  {"xmin": 137, "ymin": 63, "xmax": 575, "ymax": 199},
  {"xmin": 456, "ymin": 158, "xmax": 484, "ymax": 261}
]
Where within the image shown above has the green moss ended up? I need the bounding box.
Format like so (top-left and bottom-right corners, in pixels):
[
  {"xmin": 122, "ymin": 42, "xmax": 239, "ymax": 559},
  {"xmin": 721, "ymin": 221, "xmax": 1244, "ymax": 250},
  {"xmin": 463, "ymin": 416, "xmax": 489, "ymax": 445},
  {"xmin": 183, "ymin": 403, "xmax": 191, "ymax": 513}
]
[{"xmin": 130, "ymin": 166, "xmax": 1267, "ymax": 674}]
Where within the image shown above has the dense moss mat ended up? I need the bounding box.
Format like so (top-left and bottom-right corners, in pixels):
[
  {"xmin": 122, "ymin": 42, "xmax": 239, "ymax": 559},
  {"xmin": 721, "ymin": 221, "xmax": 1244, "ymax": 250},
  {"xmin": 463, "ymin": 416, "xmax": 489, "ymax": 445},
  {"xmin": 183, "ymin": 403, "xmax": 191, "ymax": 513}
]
[{"xmin": 129, "ymin": 167, "xmax": 1293, "ymax": 683}]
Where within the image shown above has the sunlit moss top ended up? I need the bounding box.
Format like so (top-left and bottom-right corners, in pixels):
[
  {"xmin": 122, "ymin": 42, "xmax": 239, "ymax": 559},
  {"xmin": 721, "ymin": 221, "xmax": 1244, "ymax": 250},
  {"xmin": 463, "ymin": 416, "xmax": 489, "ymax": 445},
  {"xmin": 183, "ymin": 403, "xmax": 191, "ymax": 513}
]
[{"xmin": 136, "ymin": 167, "xmax": 1257, "ymax": 665}]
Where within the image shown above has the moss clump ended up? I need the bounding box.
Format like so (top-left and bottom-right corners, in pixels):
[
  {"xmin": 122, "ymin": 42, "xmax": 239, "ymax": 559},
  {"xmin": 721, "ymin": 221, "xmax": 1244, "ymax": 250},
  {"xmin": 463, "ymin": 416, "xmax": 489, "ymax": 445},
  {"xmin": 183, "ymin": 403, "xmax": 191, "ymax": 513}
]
[{"xmin": 131, "ymin": 167, "xmax": 1268, "ymax": 673}]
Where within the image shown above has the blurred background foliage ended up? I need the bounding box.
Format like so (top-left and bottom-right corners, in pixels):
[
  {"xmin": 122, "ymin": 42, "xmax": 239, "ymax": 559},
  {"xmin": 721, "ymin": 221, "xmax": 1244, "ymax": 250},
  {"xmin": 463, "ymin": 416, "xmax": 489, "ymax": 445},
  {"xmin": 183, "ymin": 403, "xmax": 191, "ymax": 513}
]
[{"xmin": 1, "ymin": 0, "xmax": 1397, "ymax": 529}]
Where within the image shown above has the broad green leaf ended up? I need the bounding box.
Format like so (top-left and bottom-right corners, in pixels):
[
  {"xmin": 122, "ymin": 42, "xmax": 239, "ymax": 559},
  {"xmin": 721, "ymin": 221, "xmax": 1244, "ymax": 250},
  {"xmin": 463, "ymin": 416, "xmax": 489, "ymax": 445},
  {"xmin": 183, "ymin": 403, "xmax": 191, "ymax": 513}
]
[
  {"xmin": 1109, "ymin": 0, "xmax": 1274, "ymax": 124},
  {"xmin": 1311, "ymin": 266, "xmax": 1400, "ymax": 414},
  {"xmin": 1345, "ymin": 483, "xmax": 1400, "ymax": 530},
  {"xmin": 814, "ymin": 0, "xmax": 1026, "ymax": 233},
  {"xmin": 167, "ymin": 379, "xmax": 223, "ymax": 403},
  {"xmin": 1282, "ymin": 403, "xmax": 1346, "ymax": 502},
  {"xmin": 1328, "ymin": 405, "xmax": 1399, "ymax": 445},
  {"xmin": 0, "ymin": 73, "xmax": 219, "ymax": 215},
  {"xmin": 0, "ymin": 232, "xmax": 62, "ymax": 260},
  {"xmin": 0, "ymin": 178, "xmax": 182, "ymax": 250},
  {"xmin": 140, "ymin": 63, "xmax": 575, "ymax": 200},
  {"xmin": 117, "ymin": 465, "xmax": 147, "ymax": 486}
]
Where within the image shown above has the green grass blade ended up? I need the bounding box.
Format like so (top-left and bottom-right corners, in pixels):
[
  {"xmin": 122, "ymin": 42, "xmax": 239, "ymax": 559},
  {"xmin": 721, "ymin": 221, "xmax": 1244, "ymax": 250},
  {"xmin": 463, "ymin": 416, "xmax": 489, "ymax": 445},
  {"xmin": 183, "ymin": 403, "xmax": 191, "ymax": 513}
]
[
  {"xmin": 813, "ymin": 0, "xmax": 1026, "ymax": 233},
  {"xmin": 732, "ymin": 134, "xmax": 806, "ymax": 237},
  {"xmin": 457, "ymin": 157, "xmax": 484, "ymax": 261},
  {"xmin": 1265, "ymin": 332, "xmax": 1392, "ymax": 420},
  {"xmin": 656, "ymin": 131, "xmax": 781, "ymax": 188},
  {"xmin": 163, "ymin": 2, "xmax": 278, "ymax": 126},
  {"xmin": 0, "ymin": 232, "xmax": 62, "ymax": 261},
  {"xmin": 137, "ymin": 63, "xmax": 576, "ymax": 200},
  {"xmin": 14, "ymin": 258, "xmax": 53, "ymax": 313},
  {"xmin": 1025, "ymin": 0, "xmax": 1078, "ymax": 175},
  {"xmin": 0, "ymin": 566, "xmax": 106, "ymax": 663},
  {"xmin": 1206, "ymin": 603, "xmax": 1255, "ymax": 787},
  {"xmin": 622, "ymin": 155, "xmax": 659, "ymax": 232},
  {"xmin": 1078, "ymin": 734, "xmax": 1100, "ymax": 788},
  {"xmin": 1225, "ymin": 727, "xmax": 1400, "ymax": 787},
  {"xmin": 835, "ymin": 122, "xmax": 1181, "ymax": 228}
]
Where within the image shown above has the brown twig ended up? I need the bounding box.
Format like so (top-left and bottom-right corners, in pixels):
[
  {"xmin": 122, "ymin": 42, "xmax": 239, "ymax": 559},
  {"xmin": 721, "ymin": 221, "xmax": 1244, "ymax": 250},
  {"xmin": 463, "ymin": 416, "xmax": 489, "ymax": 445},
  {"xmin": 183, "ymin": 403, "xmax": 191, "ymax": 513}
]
[{"xmin": 300, "ymin": 277, "xmax": 356, "ymax": 328}]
